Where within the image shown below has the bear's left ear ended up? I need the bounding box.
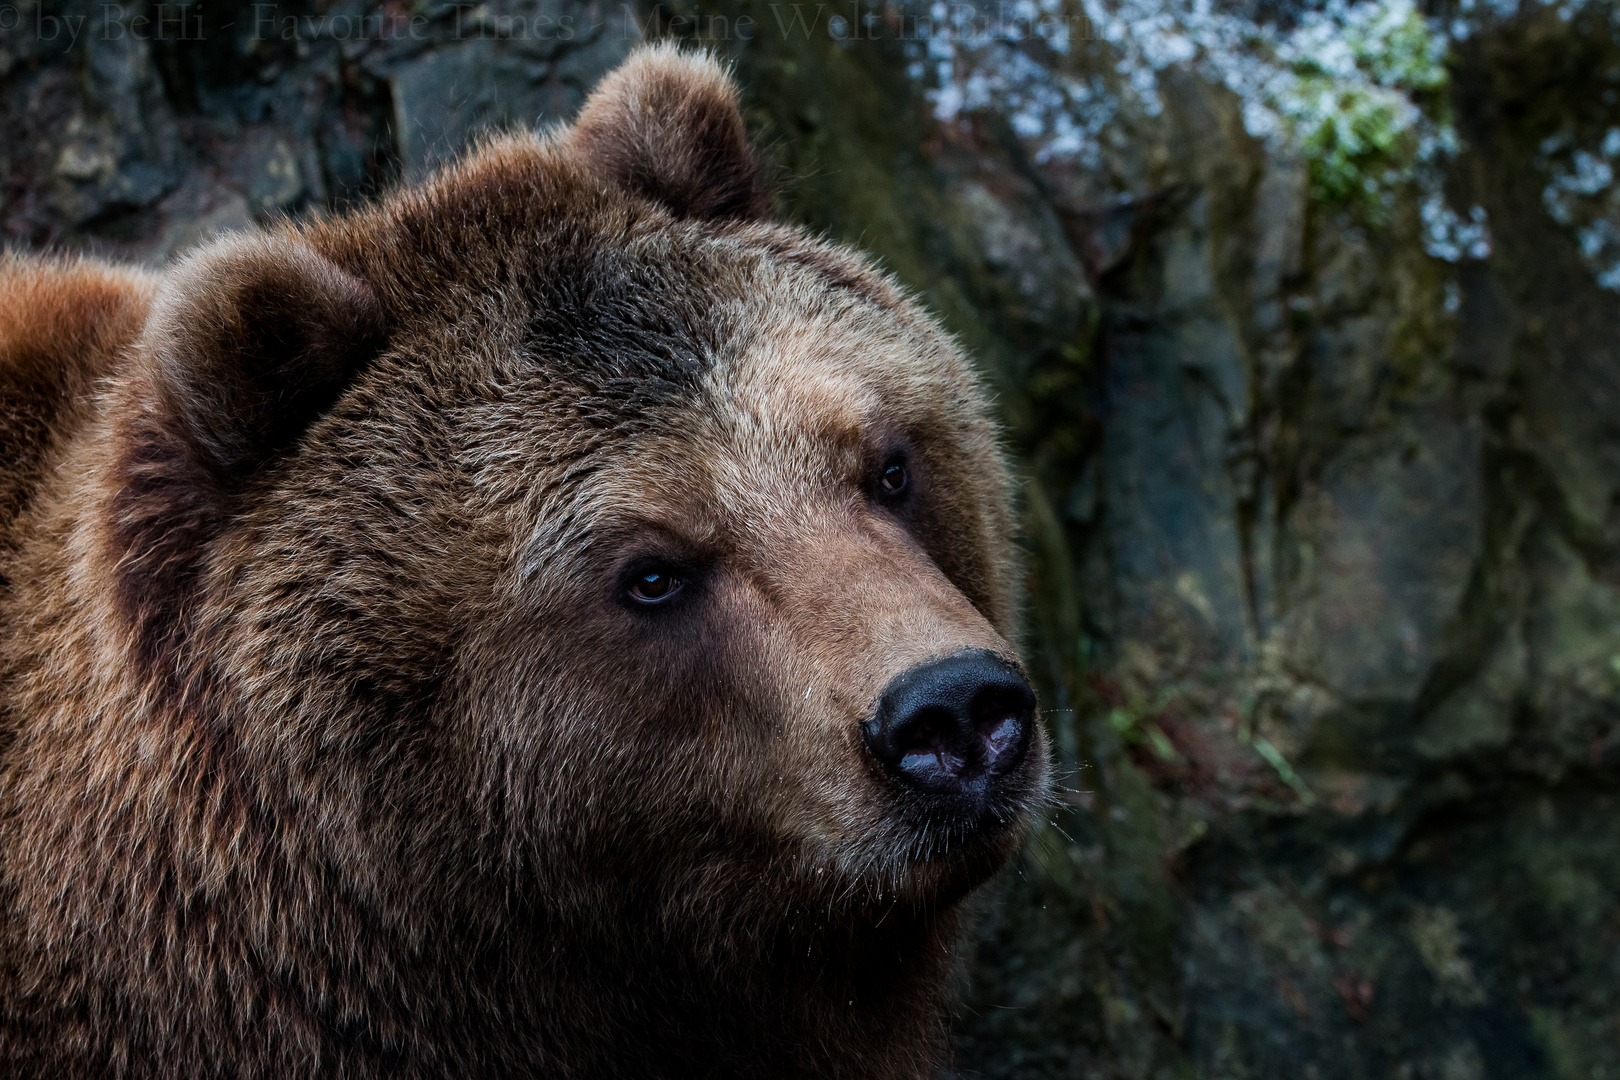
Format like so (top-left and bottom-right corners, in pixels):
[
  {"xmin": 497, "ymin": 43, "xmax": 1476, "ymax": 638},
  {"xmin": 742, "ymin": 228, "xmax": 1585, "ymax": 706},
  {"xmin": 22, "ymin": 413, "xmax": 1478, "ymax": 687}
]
[
  {"xmin": 105, "ymin": 234, "xmax": 386, "ymax": 667},
  {"xmin": 563, "ymin": 43, "xmax": 771, "ymax": 221}
]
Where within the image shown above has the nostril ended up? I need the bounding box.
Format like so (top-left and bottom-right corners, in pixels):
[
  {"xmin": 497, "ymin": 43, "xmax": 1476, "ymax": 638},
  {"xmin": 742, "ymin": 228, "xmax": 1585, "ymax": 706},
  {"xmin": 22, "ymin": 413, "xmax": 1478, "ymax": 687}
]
[
  {"xmin": 895, "ymin": 707, "xmax": 951, "ymax": 757},
  {"xmin": 971, "ymin": 687, "xmax": 1030, "ymax": 769},
  {"xmin": 893, "ymin": 707, "xmax": 970, "ymax": 789}
]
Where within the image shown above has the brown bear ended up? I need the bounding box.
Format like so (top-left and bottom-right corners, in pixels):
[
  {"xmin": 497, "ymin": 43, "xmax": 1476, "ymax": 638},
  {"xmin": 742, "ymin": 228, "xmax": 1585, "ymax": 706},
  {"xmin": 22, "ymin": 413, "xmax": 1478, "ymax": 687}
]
[{"xmin": 0, "ymin": 45, "xmax": 1048, "ymax": 1079}]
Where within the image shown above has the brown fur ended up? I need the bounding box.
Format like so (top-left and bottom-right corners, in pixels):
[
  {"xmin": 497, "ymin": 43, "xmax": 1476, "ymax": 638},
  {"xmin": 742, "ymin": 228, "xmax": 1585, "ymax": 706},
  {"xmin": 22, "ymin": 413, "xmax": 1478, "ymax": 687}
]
[{"xmin": 0, "ymin": 45, "xmax": 1045, "ymax": 1079}]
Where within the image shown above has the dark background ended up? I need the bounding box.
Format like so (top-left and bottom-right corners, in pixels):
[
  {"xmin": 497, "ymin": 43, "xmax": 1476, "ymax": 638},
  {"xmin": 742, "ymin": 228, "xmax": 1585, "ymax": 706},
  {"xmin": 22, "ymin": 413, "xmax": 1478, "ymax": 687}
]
[{"xmin": 5, "ymin": 0, "xmax": 1619, "ymax": 1075}]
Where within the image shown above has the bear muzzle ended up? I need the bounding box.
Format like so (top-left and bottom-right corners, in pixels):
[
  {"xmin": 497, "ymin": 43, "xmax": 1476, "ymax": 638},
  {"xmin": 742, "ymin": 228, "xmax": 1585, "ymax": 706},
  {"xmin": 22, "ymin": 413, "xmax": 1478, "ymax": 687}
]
[{"xmin": 861, "ymin": 649, "xmax": 1036, "ymax": 803}]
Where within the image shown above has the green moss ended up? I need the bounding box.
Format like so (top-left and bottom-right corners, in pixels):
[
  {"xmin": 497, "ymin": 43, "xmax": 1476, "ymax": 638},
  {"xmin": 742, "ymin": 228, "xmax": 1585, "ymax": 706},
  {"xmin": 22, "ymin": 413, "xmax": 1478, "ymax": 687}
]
[{"xmin": 1267, "ymin": 0, "xmax": 1451, "ymax": 219}]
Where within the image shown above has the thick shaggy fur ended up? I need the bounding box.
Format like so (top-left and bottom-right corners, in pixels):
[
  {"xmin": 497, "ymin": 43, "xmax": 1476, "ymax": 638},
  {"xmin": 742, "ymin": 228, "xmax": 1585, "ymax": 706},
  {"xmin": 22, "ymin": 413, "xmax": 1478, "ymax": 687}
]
[{"xmin": 0, "ymin": 45, "xmax": 1045, "ymax": 1078}]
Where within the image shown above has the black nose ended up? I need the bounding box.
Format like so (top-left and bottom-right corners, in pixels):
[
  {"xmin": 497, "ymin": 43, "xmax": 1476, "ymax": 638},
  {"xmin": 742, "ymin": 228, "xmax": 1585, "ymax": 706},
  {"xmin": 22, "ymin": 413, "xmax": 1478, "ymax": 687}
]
[{"xmin": 862, "ymin": 650, "xmax": 1036, "ymax": 795}]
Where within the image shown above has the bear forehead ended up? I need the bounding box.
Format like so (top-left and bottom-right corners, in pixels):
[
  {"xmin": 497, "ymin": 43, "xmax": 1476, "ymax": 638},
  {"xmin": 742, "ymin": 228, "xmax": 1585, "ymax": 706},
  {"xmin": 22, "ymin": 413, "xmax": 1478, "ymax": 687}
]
[
  {"xmin": 433, "ymin": 250, "xmax": 978, "ymax": 574},
  {"xmin": 363, "ymin": 202, "xmax": 961, "ymax": 458},
  {"xmin": 308, "ymin": 139, "xmax": 977, "ymax": 546},
  {"xmin": 593, "ymin": 251, "xmax": 962, "ymax": 458},
  {"xmin": 497, "ymin": 280, "xmax": 963, "ymax": 528},
  {"xmin": 315, "ymin": 133, "xmax": 923, "ymax": 403}
]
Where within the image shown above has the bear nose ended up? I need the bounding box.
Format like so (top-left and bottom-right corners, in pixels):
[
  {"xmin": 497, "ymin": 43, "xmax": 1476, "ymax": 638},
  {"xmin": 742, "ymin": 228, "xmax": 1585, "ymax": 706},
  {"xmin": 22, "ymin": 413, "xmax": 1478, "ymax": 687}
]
[{"xmin": 862, "ymin": 650, "xmax": 1036, "ymax": 795}]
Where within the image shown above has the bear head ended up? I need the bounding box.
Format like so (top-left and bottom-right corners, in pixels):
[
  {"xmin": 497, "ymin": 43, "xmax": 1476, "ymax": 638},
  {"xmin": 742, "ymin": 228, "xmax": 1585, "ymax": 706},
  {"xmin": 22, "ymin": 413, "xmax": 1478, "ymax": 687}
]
[{"xmin": 74, "ymin": 42, "xmax": 1049, "ymax": 1073}]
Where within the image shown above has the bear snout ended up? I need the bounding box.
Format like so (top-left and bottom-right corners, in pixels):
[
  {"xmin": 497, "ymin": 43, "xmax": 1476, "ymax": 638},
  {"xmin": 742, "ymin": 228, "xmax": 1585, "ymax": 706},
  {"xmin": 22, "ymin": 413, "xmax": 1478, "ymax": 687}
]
[{"xmin": 861, "ymin": 649, "xmax": 1036, "ymax": 799}]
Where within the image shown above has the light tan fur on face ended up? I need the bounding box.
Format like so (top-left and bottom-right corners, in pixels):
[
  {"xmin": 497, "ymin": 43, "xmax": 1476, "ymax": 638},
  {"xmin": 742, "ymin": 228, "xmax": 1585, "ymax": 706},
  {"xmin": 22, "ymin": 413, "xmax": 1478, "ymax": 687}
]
[{"xmin": 687, "ymin": 268, "xmax": 1037, "ymax": 888}]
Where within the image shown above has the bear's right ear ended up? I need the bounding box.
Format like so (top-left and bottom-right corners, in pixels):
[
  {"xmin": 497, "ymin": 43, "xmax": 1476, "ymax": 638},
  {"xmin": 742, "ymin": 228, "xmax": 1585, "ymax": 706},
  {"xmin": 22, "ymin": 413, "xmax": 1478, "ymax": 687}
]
[
  {"xmin": 563, "ymin": 43, "xmax": 771, "ymax": 221},
  {"xmin": 106, "ymin": 234, "xmax": 385, "ymax": 666}
]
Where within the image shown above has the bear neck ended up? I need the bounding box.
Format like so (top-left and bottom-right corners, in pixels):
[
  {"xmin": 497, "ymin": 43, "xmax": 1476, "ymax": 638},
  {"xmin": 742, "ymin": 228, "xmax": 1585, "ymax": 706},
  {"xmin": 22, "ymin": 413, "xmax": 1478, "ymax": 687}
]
[{"xmin": 519, "ymin": 876, "xmax": 967, "ymax": 1078}]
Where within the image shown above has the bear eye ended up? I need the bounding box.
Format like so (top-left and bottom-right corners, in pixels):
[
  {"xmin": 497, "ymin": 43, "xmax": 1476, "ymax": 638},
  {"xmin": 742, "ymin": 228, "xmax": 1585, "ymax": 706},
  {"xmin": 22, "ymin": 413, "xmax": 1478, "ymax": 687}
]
[
  {"xmin": 627, "ymin": 569, "xmax": 683, "ymax": 605},
  {"xmin": 879, "ymin": 460, "xmax": 908, "ymax": 497}
]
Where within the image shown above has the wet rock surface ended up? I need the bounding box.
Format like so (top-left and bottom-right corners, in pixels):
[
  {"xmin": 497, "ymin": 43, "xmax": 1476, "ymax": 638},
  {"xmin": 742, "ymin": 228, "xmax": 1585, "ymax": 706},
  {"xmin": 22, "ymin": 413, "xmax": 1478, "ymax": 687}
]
[{"xmin": 5, "ymin": 0, "xmax": 1620, "ymax": 1075}]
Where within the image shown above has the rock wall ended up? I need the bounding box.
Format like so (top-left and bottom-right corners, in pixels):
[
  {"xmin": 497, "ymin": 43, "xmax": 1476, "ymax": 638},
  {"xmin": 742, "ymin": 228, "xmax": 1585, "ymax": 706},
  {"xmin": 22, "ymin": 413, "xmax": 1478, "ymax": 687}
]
[{"xmin": 4, "ymin": 0, "xmax": 1620, "ymax": 1075}]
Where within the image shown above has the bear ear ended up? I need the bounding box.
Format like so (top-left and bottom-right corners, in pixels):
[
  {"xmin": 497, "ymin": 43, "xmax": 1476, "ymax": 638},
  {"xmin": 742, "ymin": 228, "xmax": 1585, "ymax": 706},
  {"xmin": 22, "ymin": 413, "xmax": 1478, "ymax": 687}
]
[
  {"xmin": 107, "ymin": 234, "xmax": 386, "ymax": 665},
  {"xmin": 563, "ymin": 43, "xmax": 771, "ymax": 221}
]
